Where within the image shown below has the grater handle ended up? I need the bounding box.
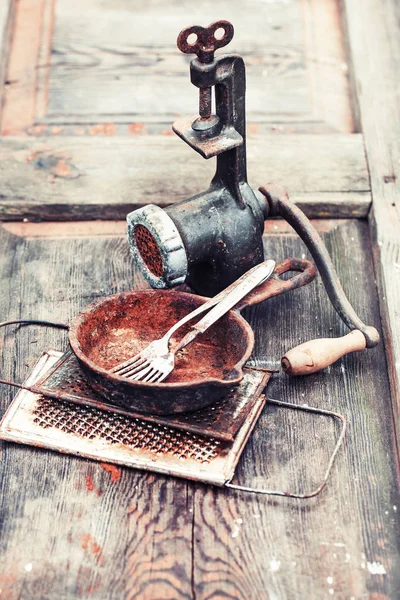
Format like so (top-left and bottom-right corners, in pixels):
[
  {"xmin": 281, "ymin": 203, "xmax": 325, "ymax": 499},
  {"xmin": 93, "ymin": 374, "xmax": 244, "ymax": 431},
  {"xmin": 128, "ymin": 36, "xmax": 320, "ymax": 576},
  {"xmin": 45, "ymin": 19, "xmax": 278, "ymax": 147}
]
[{"xmin": 225, "ymin": 398, "xmax": 346, "ymax": 499}]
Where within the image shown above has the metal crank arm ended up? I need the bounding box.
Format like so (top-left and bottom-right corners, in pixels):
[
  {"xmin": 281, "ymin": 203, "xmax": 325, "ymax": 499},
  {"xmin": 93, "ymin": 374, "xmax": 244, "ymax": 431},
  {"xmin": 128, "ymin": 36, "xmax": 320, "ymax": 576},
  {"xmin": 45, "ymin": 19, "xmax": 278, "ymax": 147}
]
[{"xmin": 259, "ymin": 183, "xmax": 380, "ymax": 349}]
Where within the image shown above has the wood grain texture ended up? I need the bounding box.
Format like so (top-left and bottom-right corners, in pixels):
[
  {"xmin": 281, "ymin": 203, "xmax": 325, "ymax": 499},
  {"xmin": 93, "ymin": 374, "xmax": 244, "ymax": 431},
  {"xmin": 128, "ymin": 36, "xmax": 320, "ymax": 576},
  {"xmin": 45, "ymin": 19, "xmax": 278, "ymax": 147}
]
[
  {"xmin": 0, "ymin": 222, "xmax": 193, "ymax": 600},
  {"xmin": 0, "ymin": 0, "xmax": 15, "ymax": 122},
  {"xmin": 0, "ymin": 0, "xmax": 354, "ymax": 134},
  {"xmin": 300, "ymin": 0, "xmax": 355, "ymax": 133},
  {"xmin": 0, "ymin": 134, "xmax": 370, "ymax": 220},
  {"xmin": 46, "ymin": 0, "xmax": 352, "ymax": 131},
  {"xmin": 342, "ymin": 0, "xmax": 400, "ymax": 447},
  {"xmin": 194, "ymin": 219, "xmax": 400, "ymax": 599},
  {"xmin": 0, "ymin": 0, "xmax": 47, "ymax": 135},
  {"xmin": 0, "ymin": 219, "xmax": 398, "ymax": 599}
]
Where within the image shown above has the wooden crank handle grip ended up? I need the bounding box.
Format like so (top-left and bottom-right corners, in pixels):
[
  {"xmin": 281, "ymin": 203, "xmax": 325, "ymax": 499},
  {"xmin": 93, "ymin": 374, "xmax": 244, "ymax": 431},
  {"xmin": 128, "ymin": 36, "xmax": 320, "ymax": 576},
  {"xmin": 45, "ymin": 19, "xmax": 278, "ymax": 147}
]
[{"xmin": 281, "ymin": 330, "xmax": 368, "ymax": 376}]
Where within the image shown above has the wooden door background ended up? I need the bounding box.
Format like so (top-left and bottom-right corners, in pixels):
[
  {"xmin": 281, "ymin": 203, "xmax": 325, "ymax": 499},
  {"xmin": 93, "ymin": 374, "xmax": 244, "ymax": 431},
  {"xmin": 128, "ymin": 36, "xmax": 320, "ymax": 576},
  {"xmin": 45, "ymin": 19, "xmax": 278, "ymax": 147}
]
[{"xmin": 0, "ymin": 0, "xmax": 399, "ymax": 598}]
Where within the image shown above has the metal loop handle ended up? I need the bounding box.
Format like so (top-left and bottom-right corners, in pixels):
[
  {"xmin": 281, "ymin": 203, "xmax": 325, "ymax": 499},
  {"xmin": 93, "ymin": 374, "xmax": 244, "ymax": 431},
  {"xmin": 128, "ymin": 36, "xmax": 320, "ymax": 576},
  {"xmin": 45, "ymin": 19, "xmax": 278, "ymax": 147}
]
[
  {"xmin": 225, "ymin": 398, "xmax": 347, "ymax": 499},
  {"xmin": 235, "ymin": 258, "xmax": 316, "ymax": 312}
]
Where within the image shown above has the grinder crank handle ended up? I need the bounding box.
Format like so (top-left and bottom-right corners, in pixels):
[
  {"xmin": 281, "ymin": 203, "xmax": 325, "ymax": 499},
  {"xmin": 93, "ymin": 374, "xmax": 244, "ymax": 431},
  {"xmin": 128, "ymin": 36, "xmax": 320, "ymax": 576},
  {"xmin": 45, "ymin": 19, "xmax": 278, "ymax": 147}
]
[
  {"xmin": 282, "ymin": 330, "xmax": 367, "ymax": 376},
  {"xmin": 259, "ymin": 183, "xmax": 380, "ymax": 354}
]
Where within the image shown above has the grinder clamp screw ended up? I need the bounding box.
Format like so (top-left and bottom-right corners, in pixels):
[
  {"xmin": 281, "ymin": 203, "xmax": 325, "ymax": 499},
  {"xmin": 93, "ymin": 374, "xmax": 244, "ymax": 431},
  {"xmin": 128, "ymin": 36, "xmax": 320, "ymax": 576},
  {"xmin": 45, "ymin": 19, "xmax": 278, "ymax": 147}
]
[{"xmin": 177, "ymin": 21, "xmax": 234, "ymax": 133}]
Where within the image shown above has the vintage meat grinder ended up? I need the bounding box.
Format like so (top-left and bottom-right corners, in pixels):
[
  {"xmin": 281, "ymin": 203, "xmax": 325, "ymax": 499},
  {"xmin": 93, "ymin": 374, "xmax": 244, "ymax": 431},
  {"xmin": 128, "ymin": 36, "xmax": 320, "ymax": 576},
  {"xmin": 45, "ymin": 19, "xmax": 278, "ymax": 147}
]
[
  {"xmin": 0, "ymin": 20, "xmax": 374, "ymax": 496},
  {"xmin": 127, "ymin": 20, "xmax": 380, "ymax": 374}
]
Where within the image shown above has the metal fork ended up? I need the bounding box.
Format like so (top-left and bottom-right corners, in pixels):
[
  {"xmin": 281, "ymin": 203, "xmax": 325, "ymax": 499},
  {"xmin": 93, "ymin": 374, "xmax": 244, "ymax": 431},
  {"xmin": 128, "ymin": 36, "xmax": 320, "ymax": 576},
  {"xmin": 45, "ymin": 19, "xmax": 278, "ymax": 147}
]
[{"xmin": 111, "ymin": 260, "xmax": 275, "ymax": 383}]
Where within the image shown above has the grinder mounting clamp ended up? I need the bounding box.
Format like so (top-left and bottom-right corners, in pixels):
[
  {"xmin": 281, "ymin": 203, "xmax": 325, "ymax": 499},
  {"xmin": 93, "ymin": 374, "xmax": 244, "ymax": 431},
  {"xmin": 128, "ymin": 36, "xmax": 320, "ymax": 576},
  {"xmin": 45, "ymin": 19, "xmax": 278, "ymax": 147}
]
[{"xmin": 126, "ymin": 20, "xmax": 379, "ymax": 355}]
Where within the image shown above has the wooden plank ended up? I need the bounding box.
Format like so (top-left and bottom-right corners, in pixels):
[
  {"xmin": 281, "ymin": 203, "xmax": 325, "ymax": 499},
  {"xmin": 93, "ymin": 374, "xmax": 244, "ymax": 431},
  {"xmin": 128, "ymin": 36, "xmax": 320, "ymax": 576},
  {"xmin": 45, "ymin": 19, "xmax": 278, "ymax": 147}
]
[
  {"xmin": 0, "ymin": 219, "xmax": 398, "ymax": 599},
  {"xmin": 342, "ymin": 0, "xmax": 400, "ymax": 446},
  {"xmin": 1, "ymin": 0, "xmax": 354, "ymax": 134},
  {"xmin": 0, "ymin": 222, "xmax": 194, "ymax": 600},
  {"xmin": 44, "ymin": 0, "xmax": 338, "ymax": 127},
  {"xmin": 0, "ymin": 0, "xmax": 47, "ymax": 135},
  {"xmin": 0, "ymin": 134, "xmax": 370, "ymax": 220},
  {"xmin": 300, "ymin": 0, "xmax": 355, "ymax": 133},
  {"xmin": 0, "ymin": 0, "xmax": 16, "ymax": 121},
  {"xmin": 193, "ymin": 219, "xmax": 400, "ymax": 599}
]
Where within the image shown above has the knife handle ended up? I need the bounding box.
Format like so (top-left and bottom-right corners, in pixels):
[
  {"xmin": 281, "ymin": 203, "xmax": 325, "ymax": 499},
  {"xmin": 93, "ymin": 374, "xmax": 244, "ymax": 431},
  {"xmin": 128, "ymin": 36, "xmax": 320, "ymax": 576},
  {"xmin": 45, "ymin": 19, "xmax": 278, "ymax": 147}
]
[{"xmin": 281, "ymin": 330, "xmax": 367, "ymax": 376}]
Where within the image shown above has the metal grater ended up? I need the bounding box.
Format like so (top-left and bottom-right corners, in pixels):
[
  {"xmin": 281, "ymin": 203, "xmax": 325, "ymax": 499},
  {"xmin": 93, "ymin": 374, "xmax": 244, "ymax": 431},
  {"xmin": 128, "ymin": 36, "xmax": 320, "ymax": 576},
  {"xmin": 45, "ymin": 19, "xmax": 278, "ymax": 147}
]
[
  {"xmin": 0, "ymin": 351, "xmax": 270, "ymax": 485},
  {"xmin": 34, "ymin": 350, "xmax": 271, "ymax": 442}
]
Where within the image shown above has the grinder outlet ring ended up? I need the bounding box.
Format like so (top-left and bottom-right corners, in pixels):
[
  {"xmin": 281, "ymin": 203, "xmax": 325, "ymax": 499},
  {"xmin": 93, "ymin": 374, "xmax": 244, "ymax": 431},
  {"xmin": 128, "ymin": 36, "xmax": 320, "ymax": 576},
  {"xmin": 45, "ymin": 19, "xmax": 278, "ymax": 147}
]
[{"xmin": 127, "ymin": 204, "xmax": 188, "ymax": 288}]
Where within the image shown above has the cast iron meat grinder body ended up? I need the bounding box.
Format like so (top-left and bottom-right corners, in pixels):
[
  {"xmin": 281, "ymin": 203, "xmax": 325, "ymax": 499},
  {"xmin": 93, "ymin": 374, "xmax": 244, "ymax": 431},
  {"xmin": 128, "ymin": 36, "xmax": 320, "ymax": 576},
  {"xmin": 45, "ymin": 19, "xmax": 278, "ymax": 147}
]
[{"xmin": 127, "ymin": 20, "xmax": 379, "ymax": 350}]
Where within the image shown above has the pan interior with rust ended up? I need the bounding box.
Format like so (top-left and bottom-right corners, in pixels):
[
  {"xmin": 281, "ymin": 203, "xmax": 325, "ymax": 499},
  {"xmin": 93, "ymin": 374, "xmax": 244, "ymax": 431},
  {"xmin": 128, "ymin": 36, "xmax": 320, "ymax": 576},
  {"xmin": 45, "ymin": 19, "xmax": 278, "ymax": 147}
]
[{"xmin": 72, "ymin": 290, "xmax": 252, "ymax": 386}]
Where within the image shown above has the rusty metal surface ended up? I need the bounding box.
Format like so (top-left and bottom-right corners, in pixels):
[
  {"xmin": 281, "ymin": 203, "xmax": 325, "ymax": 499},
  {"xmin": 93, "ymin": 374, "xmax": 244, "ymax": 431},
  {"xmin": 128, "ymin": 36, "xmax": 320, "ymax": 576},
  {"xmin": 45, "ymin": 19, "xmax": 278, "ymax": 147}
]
[
  {"xmin": 33, "ymin": 397, "xmax": 222, "ymax": 463},
  {"xmin": 177, "ymin": 20, "xmax": 234, "ymax": 65},
  {"xmin": 69, "ymin": 289, "xmax": 252, "ymax": 415},
  {"xmin": 68, "ymin": 259, "xmax": 315, "ymax": 415},
  {"xmin": 0, "ymin": 351, "xmax": 268, "ymax": 486},
  {"xmin": 134, "ymin": 224, "xmax": 164, "ymax": 278},
  {"xmin": 128, "ymin": 19, "xmax": 267, "ymax": 295},
  {"xmin": 125, "ymin": 18, "xmax": 380, "ymax": 362},
  {"xmin": 35, "ymin": 350, "xmax": 271, "ymax": 442}
]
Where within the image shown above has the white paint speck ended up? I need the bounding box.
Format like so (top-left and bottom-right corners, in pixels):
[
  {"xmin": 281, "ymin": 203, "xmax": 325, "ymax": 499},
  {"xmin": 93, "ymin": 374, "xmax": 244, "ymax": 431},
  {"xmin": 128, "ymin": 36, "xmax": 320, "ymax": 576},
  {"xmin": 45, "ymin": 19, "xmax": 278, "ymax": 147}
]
[
  {"xmin": 345, "ymin": 553, "xmax": 351, "ymax": 563},
  {"xmin": 301, "ymin": 253, "xmax": 306, "ymax": 259},
  {"xmin": 24, "ymin": 563, "xmax": 32, "ymax": 573},
  {"xmin": 361, "ymin": 562, "xmax": 366, "ymax": 569},
  {"xmin": 367, "ymin": 561, "xmax": 387, "ymax": 575},
  {"xmin": 231, "ymin": 518, "xmax": 243, "ymax": 538},
  {"xmin": 329, "ymin": 588, "xmax": 334, "ymax": 595},
  {"xmin": 327, "ymin": 576, "xmax": 333, "ymax": 584},
  {"xmin": 270, "ymin": 559, "xmax": 281, "ymax": 572},
  {"xmin": 334, "ymin": 543, "xmax": 345, "ymax": 547},
  {"xmin": 394, "ymin": 505, "xmax": 397, "ymax": 512}
]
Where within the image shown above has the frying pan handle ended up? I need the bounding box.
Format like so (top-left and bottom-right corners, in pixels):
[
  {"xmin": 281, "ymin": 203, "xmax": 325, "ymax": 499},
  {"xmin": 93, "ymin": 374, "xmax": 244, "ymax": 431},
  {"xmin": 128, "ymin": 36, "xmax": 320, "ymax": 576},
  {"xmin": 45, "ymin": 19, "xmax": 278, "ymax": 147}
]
[{"xmin": 235, "ymin": 258, "xmax": 316, "ymax": 311}]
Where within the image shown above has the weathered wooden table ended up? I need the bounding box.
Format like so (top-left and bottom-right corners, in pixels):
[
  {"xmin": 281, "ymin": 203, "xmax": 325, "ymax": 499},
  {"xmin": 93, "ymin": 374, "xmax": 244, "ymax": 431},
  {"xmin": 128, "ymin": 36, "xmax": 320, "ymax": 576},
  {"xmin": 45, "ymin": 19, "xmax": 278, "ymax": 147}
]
[{"xmin": 0, "ymin": 1, "xmax": 399, "ymax": 598}]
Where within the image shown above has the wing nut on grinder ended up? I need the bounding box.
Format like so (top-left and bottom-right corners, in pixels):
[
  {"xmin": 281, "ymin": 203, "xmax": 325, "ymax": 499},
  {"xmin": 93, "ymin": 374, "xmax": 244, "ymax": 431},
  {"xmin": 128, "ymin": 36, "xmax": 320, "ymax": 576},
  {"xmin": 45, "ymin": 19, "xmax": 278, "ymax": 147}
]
[{"xmin": 126, "ymin": 19, "xmax": 380, "ymax": 374}]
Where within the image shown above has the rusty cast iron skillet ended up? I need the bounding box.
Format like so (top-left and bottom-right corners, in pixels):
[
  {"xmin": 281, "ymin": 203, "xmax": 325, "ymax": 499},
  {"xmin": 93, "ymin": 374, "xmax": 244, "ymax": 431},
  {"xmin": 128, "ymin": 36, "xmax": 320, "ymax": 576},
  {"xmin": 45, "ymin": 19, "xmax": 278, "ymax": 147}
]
[{"xmin": 69, "ymin": 258, "xmax": 315, "ymax": 415}]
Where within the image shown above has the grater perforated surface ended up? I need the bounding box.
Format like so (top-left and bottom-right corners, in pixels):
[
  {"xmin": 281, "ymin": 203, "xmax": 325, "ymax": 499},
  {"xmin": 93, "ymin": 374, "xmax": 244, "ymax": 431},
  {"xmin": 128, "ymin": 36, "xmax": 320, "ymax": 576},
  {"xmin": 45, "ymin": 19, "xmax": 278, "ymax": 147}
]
[
  {"xmin": 0, "ymin": 351, "xmax": 269, "ymax": 485},
  {"xmin": 35, "ymin": 351, "xmax": 270, "ymax": 441},
  {"xmin": 33, "ymin": 396, "xmax": 221, "ymax": 463}
]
